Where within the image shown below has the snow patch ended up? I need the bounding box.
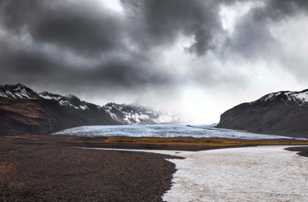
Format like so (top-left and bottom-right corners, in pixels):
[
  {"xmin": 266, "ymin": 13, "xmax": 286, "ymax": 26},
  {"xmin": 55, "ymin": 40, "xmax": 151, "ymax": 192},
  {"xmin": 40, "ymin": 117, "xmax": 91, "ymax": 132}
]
[
  {"xmin": 163, "ymin": 146, "xmax": 308, "ymax": 202},
  {"xmin": 294, "ymin": 91, "xmax": 308, "ymax": 103},
  {"xmin": 39, "ymin": 92, "xmax": 91, "ymax": 111},
  {"xmin": 257, "ymin": 90, "xmax": 308, "ymax": 105}
]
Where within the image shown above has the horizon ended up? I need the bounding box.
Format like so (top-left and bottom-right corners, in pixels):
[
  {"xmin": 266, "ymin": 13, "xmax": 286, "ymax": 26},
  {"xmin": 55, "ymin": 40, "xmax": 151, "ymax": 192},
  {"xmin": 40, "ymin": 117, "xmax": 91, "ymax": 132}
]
[
  {"xmin": 1, "ymin": 0, "xmax": 308, "ymax": 124},
  {"xmin": 2, "ymin": 82, "xmax": 307, "ymax": 125}
]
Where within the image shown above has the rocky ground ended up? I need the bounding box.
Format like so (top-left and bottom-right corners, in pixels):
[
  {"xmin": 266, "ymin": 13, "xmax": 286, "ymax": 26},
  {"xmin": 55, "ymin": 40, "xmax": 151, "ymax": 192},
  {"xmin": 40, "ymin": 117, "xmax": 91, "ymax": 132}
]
[
  {"xmin": 0, "ymin": 135, "xmax": 179, "ymax": 202},
  {"xmin": 286, "ymin": 146, "xmax": 308, "ymax": 157}
]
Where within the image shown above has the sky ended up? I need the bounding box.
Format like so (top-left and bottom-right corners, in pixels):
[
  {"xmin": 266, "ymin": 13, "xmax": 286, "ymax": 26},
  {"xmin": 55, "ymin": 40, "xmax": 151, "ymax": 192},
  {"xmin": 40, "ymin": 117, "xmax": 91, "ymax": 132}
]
[{"xmin": 0, "ymin": 0, "xmax": 308, "ymax": 124}]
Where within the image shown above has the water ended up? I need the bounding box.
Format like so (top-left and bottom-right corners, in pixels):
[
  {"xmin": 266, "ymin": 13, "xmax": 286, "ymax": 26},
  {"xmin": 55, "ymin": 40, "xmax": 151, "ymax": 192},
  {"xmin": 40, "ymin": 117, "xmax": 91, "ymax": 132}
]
[{"xmin": 55, "ymin": 124, "xmax": 296, "ymax": 140}]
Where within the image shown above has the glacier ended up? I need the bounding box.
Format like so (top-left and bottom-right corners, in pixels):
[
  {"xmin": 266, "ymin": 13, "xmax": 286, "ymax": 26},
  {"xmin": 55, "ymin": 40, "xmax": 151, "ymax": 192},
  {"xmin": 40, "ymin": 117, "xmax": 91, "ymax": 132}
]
[{"xmin": 55, "ymin": 124, "xmax": 300, "ymax": 140}]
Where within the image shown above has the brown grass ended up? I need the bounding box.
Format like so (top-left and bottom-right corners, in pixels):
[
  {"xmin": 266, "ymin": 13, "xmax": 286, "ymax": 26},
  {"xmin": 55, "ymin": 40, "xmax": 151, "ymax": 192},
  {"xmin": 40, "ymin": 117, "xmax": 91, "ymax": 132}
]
[
  {"xmin": 0, "ymin": 163, "xmax": 16, "ymax": 175},
  {"xmin": 98, "ymin": 136, "xmax": 308, "ymax": 150},
  {"xmin": 2, "ymin": 134, "xmax": 308, "ymax": 151}
]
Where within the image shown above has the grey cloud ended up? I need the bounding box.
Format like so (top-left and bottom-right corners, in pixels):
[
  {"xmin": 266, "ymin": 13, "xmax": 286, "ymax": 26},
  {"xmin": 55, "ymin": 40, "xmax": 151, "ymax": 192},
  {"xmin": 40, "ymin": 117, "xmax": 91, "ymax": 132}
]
[
  {"xmin": 0, "ymin": 0, "xmax": 126, "ymax": 56},
  {"xmin": 0, "ymin": 33, "xmax": 172, "ymax": 91},
  {"xmin": 224, "ymin": 11, "xmax": 279, "ymax": 59},
  {"xmin": 0, "ymin": 0, "xmax": 307, "ymax": 100},
  {"xmin": 123, "ymin": 0, "xmax": 223, "ymax": 55},
  {"xmin": 0, "ymin": 0, "xmax": 172, "ymax": 91},
  {"xmin": 265, "ymin": 0, "xmax": 308, "ymax": 19},
  {"xmin": 0, "ymin": 0, "xmax": 41, "ymax": 31},
  {"xmin": 0, "ymin": 0, "xmax": 228, "ymax": 92},
  {"xmin": 226, "ymin": 0, "xmax": 308, "ymax": 58},
  {"xmin": 32, "ymin": 5, "xmax": 126, "ymax": 56}
]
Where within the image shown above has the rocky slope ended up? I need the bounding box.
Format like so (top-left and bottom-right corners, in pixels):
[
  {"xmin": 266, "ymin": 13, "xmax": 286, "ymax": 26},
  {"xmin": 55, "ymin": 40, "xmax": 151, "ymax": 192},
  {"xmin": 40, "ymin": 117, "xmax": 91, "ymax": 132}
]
[
  {"xmin": 0, "ymin": 84, "xmax": 174, "ymax": 135},
  {"xmin": 217, "ymin": 89, "xmax": 308, "ymax": 137}
]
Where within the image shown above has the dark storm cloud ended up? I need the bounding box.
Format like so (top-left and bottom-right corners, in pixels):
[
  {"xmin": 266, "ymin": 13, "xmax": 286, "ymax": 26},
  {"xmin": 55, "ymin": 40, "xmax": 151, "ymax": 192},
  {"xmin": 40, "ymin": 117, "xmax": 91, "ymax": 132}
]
[
  {"xmin": 0, "ymin": 0, "xmax": 227, "ymax": 91},
  {"xmin": 0, "ymin": 0, "xmax": 125, "ymax": 56},
  {"xmin": 0, "ymin": 0, "xmax": 170, "ymax": 90},
  {"xmin": 32, "ymin": 10, "xmax": 123, "ymax": 55},
  {"xmin": 0, "ymin": 37, "xmax": 169, "ymax": 89},
  {"xmin": 0, "ymin": 0, "xmax": 40, "ymax": 30},
  {"xmin": 123, "ymin": 0, "xmax": 222, "ymax": 55},
  {"xmin": 0, "ymin": 0, "xmax": 307, "ymax": 94}
]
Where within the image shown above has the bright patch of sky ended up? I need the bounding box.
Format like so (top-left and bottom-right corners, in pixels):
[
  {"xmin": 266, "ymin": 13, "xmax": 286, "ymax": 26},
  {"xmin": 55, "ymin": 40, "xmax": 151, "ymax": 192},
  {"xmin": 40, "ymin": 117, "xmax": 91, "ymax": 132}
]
[
  {"xmin": 219, "ymin": 1, "xmax": 264, "ymax": 34},
  {"xmin": 97, "ymin": 0, "xmax": 124, "ymax": 14}
]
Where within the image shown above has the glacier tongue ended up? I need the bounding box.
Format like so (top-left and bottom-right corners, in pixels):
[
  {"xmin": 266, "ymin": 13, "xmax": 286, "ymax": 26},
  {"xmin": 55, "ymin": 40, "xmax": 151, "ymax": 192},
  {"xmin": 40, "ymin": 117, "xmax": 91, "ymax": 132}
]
[{"xmin": 55, "ymin": 124, "xmax": 300, "ymax": 140}]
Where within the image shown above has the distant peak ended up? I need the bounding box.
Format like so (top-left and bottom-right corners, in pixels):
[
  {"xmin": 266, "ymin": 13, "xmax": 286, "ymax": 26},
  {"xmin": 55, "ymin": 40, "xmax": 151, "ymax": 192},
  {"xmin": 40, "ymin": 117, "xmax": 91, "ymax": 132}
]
[
  {"xmin": 0, "ymin": 83, "xmax": 39, "ymax": 100},
  {"xmin": 2, "ymin": 83, "xmax": 29, "ymax": 90}
]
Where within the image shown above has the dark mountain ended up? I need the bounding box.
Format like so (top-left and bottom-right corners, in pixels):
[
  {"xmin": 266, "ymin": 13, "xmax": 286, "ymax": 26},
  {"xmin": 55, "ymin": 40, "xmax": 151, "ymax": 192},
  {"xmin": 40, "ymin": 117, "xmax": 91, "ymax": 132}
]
[
  {"xmin": 217, "ymin": 89, "xmax": 308, "ymax": 137},
  {"xmin": 0, "ymin": 84, "xmax": 175, "ymax": 135}
]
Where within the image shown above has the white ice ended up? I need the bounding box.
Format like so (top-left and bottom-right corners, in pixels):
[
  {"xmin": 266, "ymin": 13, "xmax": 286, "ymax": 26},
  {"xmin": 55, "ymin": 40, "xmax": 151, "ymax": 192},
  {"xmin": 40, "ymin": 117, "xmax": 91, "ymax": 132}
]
[
  {"xmin": 55, "ymin": 124, "xmax": 302, "ymax": 140},
  {"xmin": 92, "ymin": 146, "xmax": 308, "ymax": 202}
]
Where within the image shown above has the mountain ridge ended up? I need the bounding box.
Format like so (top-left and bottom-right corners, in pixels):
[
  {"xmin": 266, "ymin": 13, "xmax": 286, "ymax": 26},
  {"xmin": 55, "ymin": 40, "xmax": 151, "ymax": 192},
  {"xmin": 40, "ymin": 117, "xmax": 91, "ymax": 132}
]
[
  {"xmin": 0, "ymin": 84, "xmax": 176, "ymax": 135},
  {"xmin": 217, "ymin": 89, "xmax": 308, "ymax": 137}
]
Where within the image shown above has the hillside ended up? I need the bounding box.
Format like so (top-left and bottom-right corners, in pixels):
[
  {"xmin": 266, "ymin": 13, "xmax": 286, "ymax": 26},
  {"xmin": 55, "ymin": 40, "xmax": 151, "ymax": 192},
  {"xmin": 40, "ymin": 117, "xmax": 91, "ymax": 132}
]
[
  {"xmin": 0, "ymin": 84, "xmax": 174, "ymax": 135},
  {"xmin": 217, "ymin": 89, "xmax": 308, "ymax": 137}
]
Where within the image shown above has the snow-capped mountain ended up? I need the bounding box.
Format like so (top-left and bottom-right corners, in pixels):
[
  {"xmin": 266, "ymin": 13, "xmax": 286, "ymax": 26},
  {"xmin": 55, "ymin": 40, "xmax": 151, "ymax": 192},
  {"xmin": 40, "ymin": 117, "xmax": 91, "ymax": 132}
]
[
  {"xmin": 0, "ymin": 84, "xmax": 98, "ymax": 111},
  {"xmin": 39, "ymin": 92, "xmax": 98, "ymax": 111},
  {"xmin": 217, "ymin": 89, "xmax": 308, "ymax": 137},
  {"xmin": 102, "ymin": 103, "xmax": 181, "ymax": 124},
  {"xmin": 255, "ymin": 89, "xmax": 308, "ymax": 105},
  {"xmin": 102, "ymin": 103, "xmax": 161, "ymax": 124},
  {"xmin": 0, "ymin": 84, "xmax": 40, "ymax": 100},
  {"xmin": 0, "ymin": 84, "xmax": 178, "ymax": 135}
]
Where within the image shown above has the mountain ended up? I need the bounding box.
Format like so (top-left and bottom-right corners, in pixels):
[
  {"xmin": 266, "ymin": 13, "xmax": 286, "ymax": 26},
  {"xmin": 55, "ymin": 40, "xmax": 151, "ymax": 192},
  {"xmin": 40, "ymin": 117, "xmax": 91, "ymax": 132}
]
[
  {"xmin": 217, "ymin": 89, "xmax": 308, "ymax": 137},
  {"xmin": 0, "ymin": 84, "xmax": 176, "ymax": 135},
  {"xmin": 103, "ymin": 103, "xmax": 160, "ymax": 124},
  {"xmin": 102, "ymin": 103, "xmax": 180, "ymax": 124}
]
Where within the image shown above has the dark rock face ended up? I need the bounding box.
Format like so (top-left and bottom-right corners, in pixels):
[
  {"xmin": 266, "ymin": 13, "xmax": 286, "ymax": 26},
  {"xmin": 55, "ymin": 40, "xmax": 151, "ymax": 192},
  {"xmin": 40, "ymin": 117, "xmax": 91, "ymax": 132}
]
[
  {"xmin": 217, "ymin": 90, "xmax": 308, "ymax": 137},
  {"xmin": 0, "ymin": 84, "xmax": 117, "ymax": 135},
  {"xmin": 0, "ymin": 84, "xmax": 172, "ymax": 135}
]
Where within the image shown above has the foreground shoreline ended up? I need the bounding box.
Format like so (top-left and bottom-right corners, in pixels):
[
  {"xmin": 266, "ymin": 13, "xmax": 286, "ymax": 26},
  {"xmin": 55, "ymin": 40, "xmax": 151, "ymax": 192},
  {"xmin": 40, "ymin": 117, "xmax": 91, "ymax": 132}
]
[{"xmin": 1, "ymin": 134, "xmax": 308, "ymax": 202}]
